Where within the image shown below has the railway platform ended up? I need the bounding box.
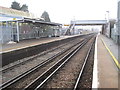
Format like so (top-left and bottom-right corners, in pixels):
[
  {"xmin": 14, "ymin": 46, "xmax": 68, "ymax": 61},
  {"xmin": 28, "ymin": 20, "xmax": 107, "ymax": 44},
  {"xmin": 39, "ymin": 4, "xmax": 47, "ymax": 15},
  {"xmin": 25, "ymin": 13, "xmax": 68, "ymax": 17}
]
[
  {"xmin": 1, "ymin": 35, "xmax": 79, "ymax": 53},
  {"xmin": 1, "ymin": 33, "xmax": 119, "ymax": 89},
  {"xmin": 93, "ymin": 34, "xmax": 119, "ymax": 89},
  {"xmin": 1, "ymin": 34, "xmax": 86, "ymax": 66}
]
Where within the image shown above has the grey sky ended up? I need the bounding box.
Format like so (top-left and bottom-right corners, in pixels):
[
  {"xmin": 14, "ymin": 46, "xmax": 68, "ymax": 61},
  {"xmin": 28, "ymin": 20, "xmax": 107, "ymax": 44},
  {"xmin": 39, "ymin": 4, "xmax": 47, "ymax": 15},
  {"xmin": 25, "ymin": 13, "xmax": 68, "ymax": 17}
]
[{"xmin": 0, "ymin": 0, "xmax": 117, "ymax": 24}]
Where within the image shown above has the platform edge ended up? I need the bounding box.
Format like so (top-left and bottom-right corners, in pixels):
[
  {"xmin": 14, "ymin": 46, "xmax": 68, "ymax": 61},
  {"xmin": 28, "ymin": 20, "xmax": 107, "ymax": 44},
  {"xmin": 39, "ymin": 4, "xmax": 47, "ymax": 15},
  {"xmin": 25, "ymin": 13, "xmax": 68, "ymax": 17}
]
[{"xmin": 92, "ymin": 34, "xmax": 99, "ymax": 89}]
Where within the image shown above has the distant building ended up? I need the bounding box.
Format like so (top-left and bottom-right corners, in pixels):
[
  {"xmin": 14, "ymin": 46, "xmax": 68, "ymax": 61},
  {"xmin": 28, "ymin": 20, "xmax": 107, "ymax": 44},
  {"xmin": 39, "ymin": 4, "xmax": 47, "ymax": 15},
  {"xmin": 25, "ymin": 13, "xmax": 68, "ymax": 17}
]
[{"xmin": 117, "ymin": 1, "xmax": 120, "ymax": 44}]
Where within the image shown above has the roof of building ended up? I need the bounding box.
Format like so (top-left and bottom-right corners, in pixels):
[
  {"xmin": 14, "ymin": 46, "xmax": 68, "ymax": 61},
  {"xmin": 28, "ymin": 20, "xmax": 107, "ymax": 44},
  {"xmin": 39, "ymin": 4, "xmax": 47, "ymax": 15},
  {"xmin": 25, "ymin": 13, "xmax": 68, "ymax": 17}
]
[
  {"xmin": 0, "ymin": 6, "xmax": 34, "ymax": 18},
  {"xmin": 21, "ymin": 18, "xmax": 62, "ymax": 26},
  {"xmin": 0, "ymin": 6, "xmax": 61, "ymax": 26},
  {"xmin": 1, "ymin": 17, "xmax": 61, "ymax": 26}
]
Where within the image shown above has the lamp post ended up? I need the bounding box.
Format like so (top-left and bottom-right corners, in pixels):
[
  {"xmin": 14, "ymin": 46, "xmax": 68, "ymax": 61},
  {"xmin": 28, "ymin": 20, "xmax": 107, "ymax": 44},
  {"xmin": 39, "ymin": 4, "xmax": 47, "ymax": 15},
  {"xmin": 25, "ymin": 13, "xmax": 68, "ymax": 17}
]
[
  {"xmin": 106, "ymin": 11, "xmax": 110, "ymax": 22},
  {"xmin": 106, "ymin": 11, "xmax": 111, "ymax": 37}
]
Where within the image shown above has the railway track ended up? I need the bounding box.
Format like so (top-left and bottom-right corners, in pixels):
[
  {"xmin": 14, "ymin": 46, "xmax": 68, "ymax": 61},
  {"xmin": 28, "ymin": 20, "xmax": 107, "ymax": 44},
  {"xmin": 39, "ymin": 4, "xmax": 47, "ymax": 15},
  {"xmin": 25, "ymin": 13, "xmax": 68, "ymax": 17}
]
[
  {"xmin": 73, "ymin": 37, "xmax": 95, "ymax": 89},
  {"xmin": 1, "ymin": 36, "xmax": 81, "ymax": 72},
  {"xmin": 24, "ymin": 35, "xmax": 96, "ymax": 89},
  {"xmin": 1, "ymin": 34, "xmax": 94, "ymax": 89},
  {"xmin": 1, "ymin": 35, "xmax": 87, "ymax": 83}
]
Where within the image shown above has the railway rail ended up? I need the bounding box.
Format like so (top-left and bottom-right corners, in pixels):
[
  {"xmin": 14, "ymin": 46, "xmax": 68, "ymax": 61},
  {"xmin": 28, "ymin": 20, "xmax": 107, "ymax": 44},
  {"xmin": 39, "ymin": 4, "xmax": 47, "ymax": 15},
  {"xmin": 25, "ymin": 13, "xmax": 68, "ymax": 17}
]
[
  {"xmin": 24, "ymin": 35, "xmax": 96, "ymax": 89},
  {"xmin": 1, "ymin": 35, "xmax": 95, "ymax": 90},
  {"xmin": 73, "ymin": 37, "xmax": 95, "ymax": 89},
  {"xmin": 2, "ymin": 35, "xmax": 87, "ymax": 83},
  {"xmin": 1, "ymin": 38, "xmax": 78, "ymax": 72},
  {"xmin": 1, "ymin": 34, "xmax": 93, "ymax": 89}
]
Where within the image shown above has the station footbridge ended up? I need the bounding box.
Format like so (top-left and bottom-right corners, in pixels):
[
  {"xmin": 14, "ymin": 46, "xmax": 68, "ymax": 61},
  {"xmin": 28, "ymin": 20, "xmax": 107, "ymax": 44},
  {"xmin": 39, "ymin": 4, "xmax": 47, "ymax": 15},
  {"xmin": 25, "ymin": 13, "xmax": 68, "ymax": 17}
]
[{"xmin": 64, "ymin": 20, "xmax": 108, "ymax": 35}]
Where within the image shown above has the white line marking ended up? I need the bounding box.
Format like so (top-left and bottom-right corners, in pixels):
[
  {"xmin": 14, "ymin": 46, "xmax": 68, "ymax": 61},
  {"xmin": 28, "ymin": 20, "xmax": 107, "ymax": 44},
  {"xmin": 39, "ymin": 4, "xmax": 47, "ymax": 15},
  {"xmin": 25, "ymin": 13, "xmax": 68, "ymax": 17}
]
[{"xmin": 92, "ymin": 34, "xmax": 99, "ymax": 89}]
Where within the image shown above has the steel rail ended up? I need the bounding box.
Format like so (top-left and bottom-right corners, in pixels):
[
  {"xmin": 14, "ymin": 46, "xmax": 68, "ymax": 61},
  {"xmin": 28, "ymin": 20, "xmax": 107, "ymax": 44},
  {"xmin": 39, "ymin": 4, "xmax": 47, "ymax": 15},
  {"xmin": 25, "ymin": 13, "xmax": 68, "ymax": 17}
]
[
  {"xmin": 73, "ymin": 37, "xmax": 96, "ymax": 90},
  {"xmin": 1, "ymin": 38, "xmax": 76, "ymax": 72},
  {"xmin": 1, "ymin": 36, "xmax": 90, "ymax": 90},
  {"xmin": 24, "ymin": 36, "xmax": 92, "ymax": 90},
  {"xmin": 1, "ymin": 34, "xmax": 91, "ymax": 72}
]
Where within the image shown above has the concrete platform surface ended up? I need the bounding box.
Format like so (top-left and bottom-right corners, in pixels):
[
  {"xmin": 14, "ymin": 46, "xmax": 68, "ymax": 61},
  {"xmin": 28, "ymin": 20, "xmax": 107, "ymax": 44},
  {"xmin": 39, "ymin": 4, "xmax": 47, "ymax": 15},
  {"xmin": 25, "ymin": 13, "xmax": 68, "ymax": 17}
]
[
  {"xmin": 0, "ymin": 35, "xmax": 79, "ymax": 53},
  {"xmin": 97, "ymin": 34, "xmax": 119, "ymax": 89},
  {"xmin": 101, "ymin": 35, "xmax": 118, "ymax": 60}
]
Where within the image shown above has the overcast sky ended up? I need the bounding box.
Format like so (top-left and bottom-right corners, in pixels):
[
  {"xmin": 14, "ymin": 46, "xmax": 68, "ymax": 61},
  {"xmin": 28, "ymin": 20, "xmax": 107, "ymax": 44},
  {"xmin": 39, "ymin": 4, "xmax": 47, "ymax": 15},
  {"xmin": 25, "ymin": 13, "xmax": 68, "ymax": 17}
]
[{"xmin": 0, "ymin": 0, "xmax": 117, "ymax": 24}]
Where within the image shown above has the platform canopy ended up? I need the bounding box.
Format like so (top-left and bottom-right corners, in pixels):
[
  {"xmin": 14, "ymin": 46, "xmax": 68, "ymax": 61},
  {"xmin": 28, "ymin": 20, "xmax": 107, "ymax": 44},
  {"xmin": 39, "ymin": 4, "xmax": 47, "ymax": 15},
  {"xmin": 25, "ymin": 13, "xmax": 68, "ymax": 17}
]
[
  {"xmin": 19, "ymin": 18, "xmax": 62, "ymax": 26},
  {"xmin": 0, "ymin": 6, "xmax": 61, "ymax": 26},
  {"xmin": 0, "ymin": 18, "xmax": 62, "ymax": 26}
]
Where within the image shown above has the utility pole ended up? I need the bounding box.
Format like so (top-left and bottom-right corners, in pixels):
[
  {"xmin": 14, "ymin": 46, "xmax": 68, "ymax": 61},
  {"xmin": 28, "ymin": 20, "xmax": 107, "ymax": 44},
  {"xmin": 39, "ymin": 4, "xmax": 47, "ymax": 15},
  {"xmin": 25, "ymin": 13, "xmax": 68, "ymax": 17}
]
[
  {"xmin": 106, "ymin": 11, "xmax": 110, "ymax": 22},
  {"xmin": 106, "ymin": 11, "xmax": 111, "ymax": 37},
  {"xmin": 117, "ymin": 1, "xmax": 120, "ymax": 45}
]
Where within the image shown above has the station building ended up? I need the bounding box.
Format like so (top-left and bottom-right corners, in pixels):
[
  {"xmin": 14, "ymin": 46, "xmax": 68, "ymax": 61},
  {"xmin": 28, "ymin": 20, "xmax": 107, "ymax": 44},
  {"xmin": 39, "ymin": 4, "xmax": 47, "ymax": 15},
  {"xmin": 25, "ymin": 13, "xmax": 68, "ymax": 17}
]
[
  {"xmin": 117, "ymin": 1, "xmax": 120, "ymax": 45},
  {"xmin": 109, "ymin": 1, "xmax": 120, "ymax": 45},
  {"xmin": 0, "ymin": 6, "xmax": 61, "ymax": 44}
]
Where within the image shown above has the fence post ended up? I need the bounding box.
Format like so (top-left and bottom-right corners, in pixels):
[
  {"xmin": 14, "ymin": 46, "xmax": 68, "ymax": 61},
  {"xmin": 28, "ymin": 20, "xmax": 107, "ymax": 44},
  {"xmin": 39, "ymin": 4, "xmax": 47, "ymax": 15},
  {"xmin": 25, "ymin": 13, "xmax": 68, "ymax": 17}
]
[{"xmin": 16, "ymin": 21, "xmax": 19, "ymax": 42}]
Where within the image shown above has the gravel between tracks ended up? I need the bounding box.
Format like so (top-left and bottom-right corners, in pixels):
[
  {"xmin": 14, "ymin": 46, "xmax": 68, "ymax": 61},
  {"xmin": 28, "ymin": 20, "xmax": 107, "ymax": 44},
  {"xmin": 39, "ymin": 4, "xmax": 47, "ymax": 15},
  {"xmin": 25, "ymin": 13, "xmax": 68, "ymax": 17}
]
[
  {"xmin": 43, "ymin": 37, "xmax": 95, "ymax": 88},
  {"xmin": 77, "ymin": 40, "xmax": 95, "ymax": 88},
  {"xmin": 2, "ymin": 37, "xmax": 84, "ymax": 83},
  {"xmin": 5, "ymin": 37, "xmax": 86, "ymax": 88}
]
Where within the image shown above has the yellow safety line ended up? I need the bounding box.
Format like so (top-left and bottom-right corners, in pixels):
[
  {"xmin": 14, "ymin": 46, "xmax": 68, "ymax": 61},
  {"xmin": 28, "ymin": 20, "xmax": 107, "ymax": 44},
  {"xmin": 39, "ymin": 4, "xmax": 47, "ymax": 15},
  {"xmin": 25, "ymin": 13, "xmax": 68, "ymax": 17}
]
[{"xmin": 101, "ymin": 38, "xmax": 120, "ymax": 69}]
